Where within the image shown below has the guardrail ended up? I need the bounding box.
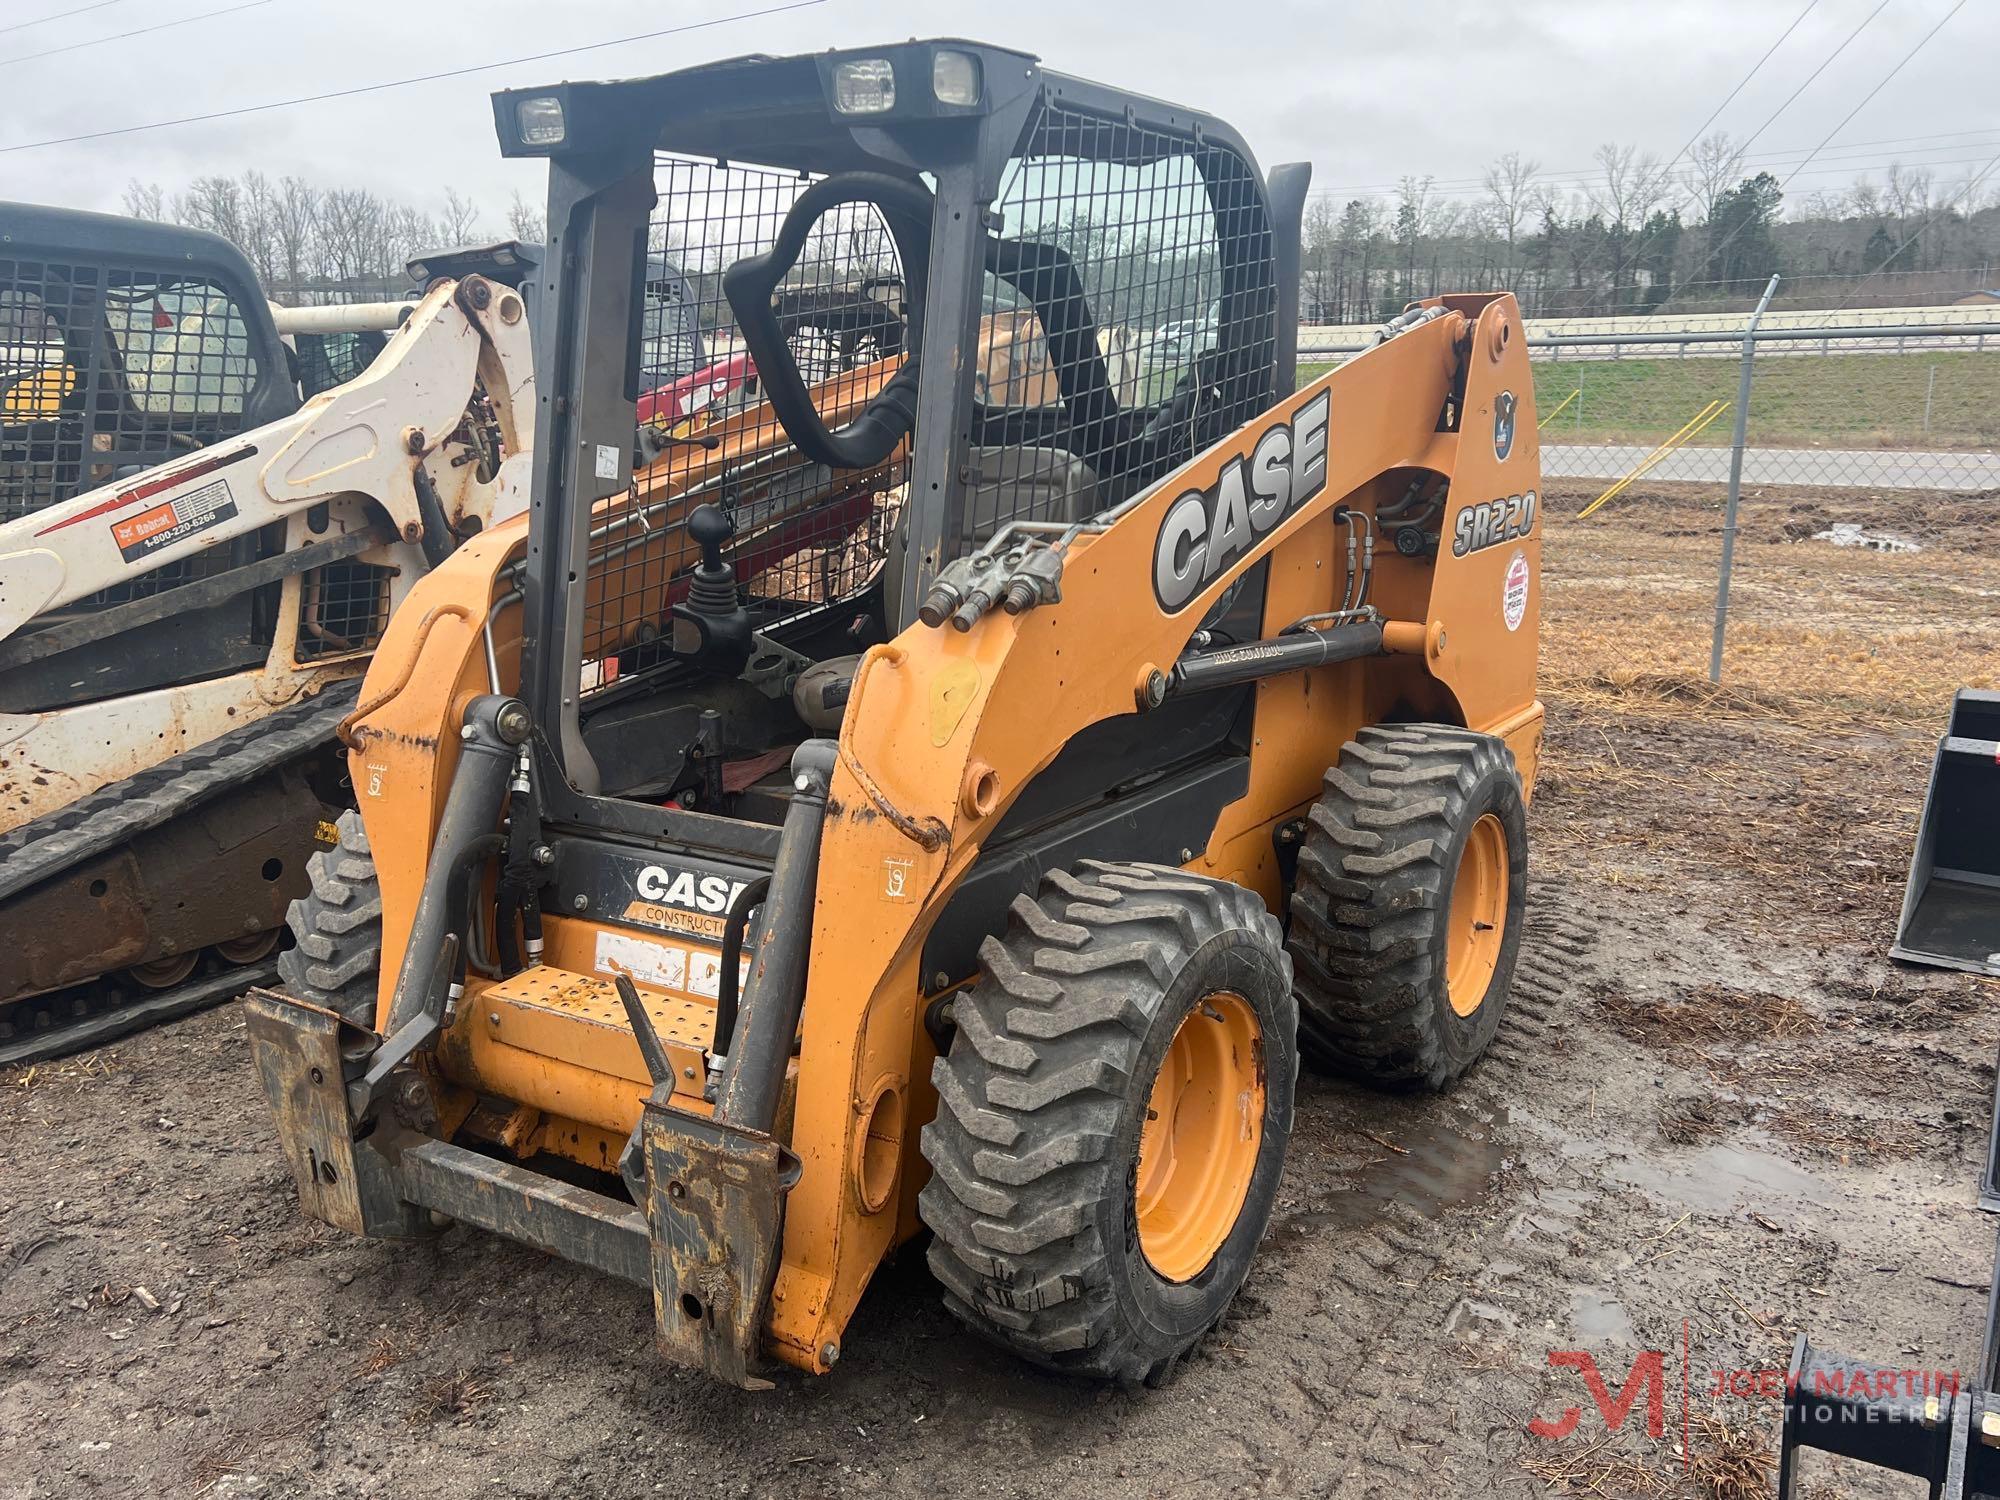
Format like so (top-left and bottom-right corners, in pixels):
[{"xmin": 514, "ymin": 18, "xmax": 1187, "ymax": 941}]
[{"xmin": 1298, "ymin": 322, "xmax": 2000, "ymax": 360}]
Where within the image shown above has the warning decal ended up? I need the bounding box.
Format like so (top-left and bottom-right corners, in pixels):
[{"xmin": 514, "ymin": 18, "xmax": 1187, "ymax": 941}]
[
  {"xmin": 1503, "ymin": 549, "xmax": 1530, "ymax": 632},
  {"xmin": 594, "ymin": 929, "xmax": 689, "ymax": 991},
  {"xmin": 110, "ymin": 475, "xmax": 236, "ymax": 562},
  {"xmin": 592, "ymin": 929, "xmax": 748, "ymax": 999}
]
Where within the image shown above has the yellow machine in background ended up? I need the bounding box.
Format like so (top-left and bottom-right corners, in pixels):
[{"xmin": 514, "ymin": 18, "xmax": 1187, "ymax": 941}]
[{"xmin": 247, "ymin": 40, "xmax": 1542, "ymax": 1389}]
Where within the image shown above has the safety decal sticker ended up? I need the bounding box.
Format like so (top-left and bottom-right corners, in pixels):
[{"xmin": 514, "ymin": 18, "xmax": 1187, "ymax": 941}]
[
  {"xmin": 595, "ymin": 929, "xmax": 688, "ymax": 991},
  {"xmin": 1503, "ymin": 549, "xmax": 1530, "ymax": 632},
  {"xmin": 110, "ymin": 475, "xmax": 236, "ymax": 562},
  {"xmin": 685, "ymin": 949, "xmax": 749, "ymax": 1001}
]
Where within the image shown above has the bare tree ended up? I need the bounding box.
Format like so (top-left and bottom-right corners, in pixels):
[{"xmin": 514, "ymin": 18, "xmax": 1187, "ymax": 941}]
[
  {"xmin": 387, "ymin": 203, "xmax": 439, "ymax": 272},
  {"xmin": 271, "ymin": 176, "xmax": 322, "ymax": 301},
  {"xmin": 507, "ymin": 190, "xmax": 546, "ymax": 246},
  {"xmin": 1300, "ymin": 196, "xmax": 1339, "ymax": 321},
  {"xmin": 235, "ymin": 171, "xmax": 283, "ymax": 292},
  {"xmin": 122, "ymin": 180, "xmax": 167, "ymax": 220},
  {"xmin": 1588, "ymin": 144, "xmax": 1672, "ymax": 302},
  {"xmin": 1481, "ymin": 151, "xmax": 1541, "ymax": 287},
  {"xmin": 173, "ymin": 175, "xmax": 246, "ymax": 244},
  {"xmin": 1333, "ymin": 196, "xmax": 1382, "ymax": 321},
  {"xmin": 318, "ymin": 188, "xmax": 395, "ymax": 283},
  {"xmin": 1393, "ymin": 175, "xmax": 1433, "ymax": 300},
  {"xmin": 438, "ymin": 188, "xmax": 483, "ymax": 246},
  {"xmin": 1683, "ymin": 131, "xmax": 1746, "ymax": 223},
  {"xmin": 1886, "ymin": 163, "xmax": 1936, "ymax": 269},
  {"xmin": 1589, "ymin": 143, "xmax": 1673, "ymax": 229}
]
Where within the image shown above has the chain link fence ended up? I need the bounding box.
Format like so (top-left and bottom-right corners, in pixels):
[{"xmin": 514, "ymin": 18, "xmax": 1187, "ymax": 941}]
[{"xmin": 1302, "ymin": 300, "xmax": 2000, "ymax": 679}]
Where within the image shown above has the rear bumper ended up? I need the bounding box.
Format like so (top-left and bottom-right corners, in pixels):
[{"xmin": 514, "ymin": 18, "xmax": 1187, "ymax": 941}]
[{"xmin": 244, "ymin": 985, "xmax": 791, "ymax": 1388}]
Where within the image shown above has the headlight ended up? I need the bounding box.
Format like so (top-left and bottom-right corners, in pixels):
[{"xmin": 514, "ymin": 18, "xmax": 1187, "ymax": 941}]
[
  {"xmin": 515, "ymin": 95, "xmax": 566, "ymax": 147},
  {"xmin": 932, "ymin": 50, "xmax": 981, "ymax": 107},
  {"xmin": 832, "ymin": 58, "xmax": 896, "ymax": 114}
]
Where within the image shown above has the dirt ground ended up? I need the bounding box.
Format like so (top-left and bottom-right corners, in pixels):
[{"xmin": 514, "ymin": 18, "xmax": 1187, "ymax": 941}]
[{"xmin": 4, "ymin": 479, "xmax": 1999, "ymax": 1499}]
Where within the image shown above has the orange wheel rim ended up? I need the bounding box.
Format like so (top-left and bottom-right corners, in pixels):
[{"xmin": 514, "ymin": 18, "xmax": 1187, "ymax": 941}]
[
  {"xmin": 1446, "ymin": 813, "xmax": 1509, "ymax": 1018},
  {"xmin": 1134, "ymin": 991, "xmax": 1264, "ymax": 1283}
]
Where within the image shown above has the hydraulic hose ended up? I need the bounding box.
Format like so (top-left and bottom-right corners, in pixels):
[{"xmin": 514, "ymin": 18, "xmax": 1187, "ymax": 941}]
[{"xmin": 710, "ymin": 875, "xmax": 772, "ymax": 1072}]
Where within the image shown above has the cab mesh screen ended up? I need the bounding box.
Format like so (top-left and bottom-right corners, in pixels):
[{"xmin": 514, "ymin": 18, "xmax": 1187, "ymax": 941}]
[
  {"xmin": 960, "ymin": 102, "xmax": 1279, "ymax": 543},
  {"xmin": 573, "ymin": 155, "xmax": 911, "ymax": 695},
  {"xmin": 0, "ymin": 257, "xmax": 261, "ymax": 525}
]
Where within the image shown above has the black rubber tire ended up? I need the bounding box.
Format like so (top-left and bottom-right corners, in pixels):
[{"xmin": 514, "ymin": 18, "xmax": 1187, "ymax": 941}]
[
  {"xmin": 277, "ymin": 809, "xmax": 383, "ymax": 1026},
  {"xmin": 919, "ymin": 860, "xmax": 1298, "ymax": 1386},
  {"xmin": 1286, "ymin": 723, "xmax": 1528, "ymax": 1091}
]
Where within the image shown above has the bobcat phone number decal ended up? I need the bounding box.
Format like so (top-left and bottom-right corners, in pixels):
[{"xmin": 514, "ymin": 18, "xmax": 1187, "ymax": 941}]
[{"xmin": 1452, "ymin": 489, "xmax": 1536, "ymax": 558}]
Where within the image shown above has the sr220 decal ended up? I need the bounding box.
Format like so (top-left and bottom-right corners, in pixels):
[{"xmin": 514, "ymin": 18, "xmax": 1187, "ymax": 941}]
[{"xmin": 1452, "ymin": 489, "xmax": 1536, "ymax": 558}]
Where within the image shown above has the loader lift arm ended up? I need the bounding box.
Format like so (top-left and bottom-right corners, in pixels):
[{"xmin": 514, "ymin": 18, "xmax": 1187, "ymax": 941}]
[{"xmin": 0, "ymin": 275, "xmax": 534, "ymax": 643}]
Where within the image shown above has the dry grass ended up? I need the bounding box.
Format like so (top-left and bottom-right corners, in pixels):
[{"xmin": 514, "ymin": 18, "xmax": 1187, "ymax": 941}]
[
  {"xmin": 409, "ymin": 1369, "xmax": 493, "ymax": 1426},
  {"xmin": 1540, "ymin": 482, "xmax": 2000, "ymax": 732},
  {"xmin": 1660, "ymin": 1096, "xmax": 1749, "ymax": 1146},
  {"xmin": 1520, "ymin": 1433, "xmax": 1673, "ymax": 1497},
  {"xmin": 183, "ymin": 1393, "xmax": 327, "ymax": 1495},
  {"xmin": 357, "ymin": 1333, "xmax": 411, "ymax": 1378},
  {"xmin": 1684, "ymin": 1411, "xmax": 1775, "ymax": 1500},
  {"xmin": 1529, "ymin": 482, "xmax": 1993, "ymax": 954},
  {"xmin": 1517, "ymin": 1412, "xmax": 1777, "ymax": 1500},
  {"xmin": 1764, "ymin": 1106, "xmax": 1922, "ymax": 1163},
  {"xmin": 1597, "ymin": 984, "xmax": 1820, "ymax": 1048}
]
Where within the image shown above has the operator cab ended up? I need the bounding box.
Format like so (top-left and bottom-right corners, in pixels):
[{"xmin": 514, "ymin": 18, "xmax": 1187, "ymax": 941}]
[{"xmin": 494, "ymin": 41, "xmax": 1306, "ymax": 839}]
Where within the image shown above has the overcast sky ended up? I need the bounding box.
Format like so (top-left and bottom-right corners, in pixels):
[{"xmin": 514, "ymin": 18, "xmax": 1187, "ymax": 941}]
[{"xmin": 2, "ymin": 0, "xmax": 1994, "ymax": 226}]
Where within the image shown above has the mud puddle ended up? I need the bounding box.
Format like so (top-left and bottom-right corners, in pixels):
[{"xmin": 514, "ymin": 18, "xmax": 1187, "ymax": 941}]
[
  {"xmin": 1275, "ymin": 1105, "xmax": 1513, "ymax": 1238},
  {"xmin": 1539, "ymin": 1114, "xmax": 1833, "ymax": 1218}
]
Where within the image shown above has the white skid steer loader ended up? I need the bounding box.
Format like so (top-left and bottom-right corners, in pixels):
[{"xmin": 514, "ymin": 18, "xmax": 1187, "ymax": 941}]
[{"xmin": 0, "ymin": 203, "xmax": 543, "ymax": 1061}]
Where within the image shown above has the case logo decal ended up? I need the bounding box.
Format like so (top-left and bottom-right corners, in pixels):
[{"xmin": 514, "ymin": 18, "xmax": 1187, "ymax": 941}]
[{"xmin": 1152, "ymin": 391, "xmax": 1329, "ymax": 614}]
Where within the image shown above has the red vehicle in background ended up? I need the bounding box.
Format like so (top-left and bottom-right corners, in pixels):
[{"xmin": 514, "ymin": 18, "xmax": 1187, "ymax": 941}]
[{"xmin": 638, "ymin": 351, "xmax": 757, "ymax": 427}]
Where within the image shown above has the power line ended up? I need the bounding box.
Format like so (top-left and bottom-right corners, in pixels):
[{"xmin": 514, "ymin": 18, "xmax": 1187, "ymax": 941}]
[
  {"xmin": 0, "ymin": 0, "xmax": 275, "ymax": 68},
  {"xmin": 1733, "ymin": 0, "xmax": 1892, "ymax": 160},
  {"xmin": 1775, "ymin": 0, "xmax": 1968, "ymax": 194},
  {"xmin": 1308, "ymin": 0, "xmax": 1885, "ymax": 213},
  {"xmin": 1698, "ymin": 0, "xmax": 1972, "ymax": 290},
  {"xmin": 0, "ymin": 0, "xmax": 828, "ymax": 155},
  {"xmin": 1660, "ymin": 0, "xmax": 1820, "ymax": 186},
  {"xmin": 1563, "ymin": 0, "xmax": 1865, "ymax": 297},
  {"xmin": 0, "ymin": 0, "xmax": 130, "ymax": 38}
]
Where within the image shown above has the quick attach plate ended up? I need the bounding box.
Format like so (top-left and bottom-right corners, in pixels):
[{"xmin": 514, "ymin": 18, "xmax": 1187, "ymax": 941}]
[
  {"xmin": 242, "ymin": 987, "xmax": 430, "ymax": 1241},
  {"xmin": 642, "ymin": 1098, "xmax": 799, "ymax": 1390}
]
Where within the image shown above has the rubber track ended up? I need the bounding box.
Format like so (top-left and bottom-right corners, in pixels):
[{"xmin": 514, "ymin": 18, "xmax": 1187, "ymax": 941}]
[
  {"xmin": 0, "ymin": 677, "xmax": 358, "ymax": 904},
  {"xmin": 0, "ymin": 959, "xmax": 278, "ymax": 1069}
]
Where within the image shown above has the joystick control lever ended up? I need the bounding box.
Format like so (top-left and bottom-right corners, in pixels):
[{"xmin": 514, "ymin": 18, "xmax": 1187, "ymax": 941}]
[{"xmin": 672, "ymin": 503, "xmax": 753, "ymax": 678}]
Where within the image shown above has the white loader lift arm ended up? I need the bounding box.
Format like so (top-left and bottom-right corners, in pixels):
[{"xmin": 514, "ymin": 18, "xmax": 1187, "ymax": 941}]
[
  {"xmin": 0, "ymin": 275, "xmax": 533, "ymax": 641},
  {"xmin": 0, "ymin": 275, "xmax": 534, "ymax": 835}
]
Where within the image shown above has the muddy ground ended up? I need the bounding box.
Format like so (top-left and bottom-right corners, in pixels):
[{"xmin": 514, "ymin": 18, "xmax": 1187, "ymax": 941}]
[{"xmin": 3, "ymin": 483, "xmax": 1998, "ymax": 1498}]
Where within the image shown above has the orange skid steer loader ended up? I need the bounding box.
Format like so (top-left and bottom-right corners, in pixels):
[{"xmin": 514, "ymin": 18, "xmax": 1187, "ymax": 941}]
[{"xmin": 244, "ymin": 40, "xmax": 1543, "ymax": 1387}]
